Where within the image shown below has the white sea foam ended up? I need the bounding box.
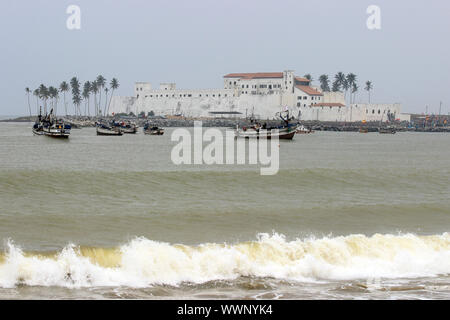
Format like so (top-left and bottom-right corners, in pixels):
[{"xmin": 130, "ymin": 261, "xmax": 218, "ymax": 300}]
[{"xmin": 1, "ymin": 233, "xmax": 450, "ymax": 288}]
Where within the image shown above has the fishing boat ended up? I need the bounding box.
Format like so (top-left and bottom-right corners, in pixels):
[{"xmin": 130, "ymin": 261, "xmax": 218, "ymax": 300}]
[
  {"xmin": 379, "ymin": 126, "xmax": 397, "ymax": 134},
  {"xmin": 42, "ymin": 122, "xmax": 71, "ymax": 138},
  {"xmin": 96, "ymin": 123, "xmax": 123, "ymax": 136},
  {"xmin": 296, "ymin": 124, "xmax": 314, "ymax": 134},
  {"xmin": 377, "ymin": 110, "xmax": 397, "ymax": 134},
  {"xmin": 143, "ymin": 123, "xmax": 164, "ymax": 135},
  {"xmin": 235, "ymin": 110, "xmax": 298, "ymax": 140},
  {"xmin": 112, "ymin": 121, "xmax": 137, "ymax": 134},
  {"xmin": 32, "ymin": 108, "xmax": 71, "ymax": 138}
]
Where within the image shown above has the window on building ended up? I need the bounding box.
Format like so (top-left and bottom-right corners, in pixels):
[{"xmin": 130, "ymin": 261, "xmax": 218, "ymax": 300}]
[
  {"xmin": 188, "ymin": 94, "xmax": 192, "ymax": 97},
  {"xmin": 372, "ymin": 110, "xmax": 375, "ymax": 114},
  {"xmin": 297, "ymin": 102, "xmax": 301, "ymax": 107},
  {"xmin": 199, "ymin": 94, "xmax": 202, "ymax": 97},
  {"xmin": 378, "ymin": 109, "xmax": 380, "ymax": 114}
]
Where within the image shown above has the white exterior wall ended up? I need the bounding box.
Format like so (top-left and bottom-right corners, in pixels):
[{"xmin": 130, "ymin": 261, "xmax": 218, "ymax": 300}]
[
  {"xmin": 297, "ymin": 103, "xmax": 404, "ymax": 122},
  {"xmin": 110, "ymin": 72, "xmax": 407, "ymax": 122}
]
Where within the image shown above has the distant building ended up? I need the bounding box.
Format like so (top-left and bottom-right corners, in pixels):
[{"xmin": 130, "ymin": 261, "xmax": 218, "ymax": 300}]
[{"xmin": 110, "ymin": 71, "xmax": 409, "ymax": 122}]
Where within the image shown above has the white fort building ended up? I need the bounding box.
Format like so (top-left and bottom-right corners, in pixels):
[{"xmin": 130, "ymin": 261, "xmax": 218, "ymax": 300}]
[{"xmin": 109, "ymin": 70, "xmax": 410, "ymax": 122}]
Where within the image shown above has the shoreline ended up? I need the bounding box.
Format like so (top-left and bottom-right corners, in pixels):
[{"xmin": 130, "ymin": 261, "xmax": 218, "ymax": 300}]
[{"xmin": 2, "ymin": 115, "xmax": 450, "ymax": 132}]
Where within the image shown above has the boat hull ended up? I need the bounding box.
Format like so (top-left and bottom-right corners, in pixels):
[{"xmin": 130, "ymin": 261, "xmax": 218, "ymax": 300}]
[
  {"xmin": 120, "ymin": 127, "xmax": 137, "ymax": 134},
  {"xmin": 144, "ymin": 129, "xmax": 164, "ymax": 135},
  {"xmin": 96, "ymin": 127, "xmax": 123, "ymax": 136},
  {"xmin": 235, "ymin": 127, "xmax": 297, "ymax": 140}
]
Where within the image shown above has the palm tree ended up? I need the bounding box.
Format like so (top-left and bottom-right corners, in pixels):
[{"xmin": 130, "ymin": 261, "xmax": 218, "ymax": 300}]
[
  {"xmin": 335, "ymin": 72, "xmax": 345, "ymax": 84},
  {"xmin": 82, "ymin": 81, "xmax": 91, "ymax": 116},
  {"xmin": 59, "ymin": 81, "xmax": 69, "ymax": 116},
  {"xmin": 318, "ymin": 74, "xmax": 330, "ymax": 92},
  {"xmin": 107, "ymin": 78, "xmax": 119, "ymax": 115},
  {"xmin": 346, "ymin": 73, "xmax": 357, "ymax": 104},
  {"xmin": 331, "ymin": 80, "xmax": 340, "ymax": 92},
  {"xmin": 90, "ymin": 81, "xmax": 99, "ymax": 116},
  {"xmin": 72, "ymin": 94, "xmax": 82, "ymax": 116},
  {"xmin": 303, "ymin": 74, "xmax": 313, "ymax": 83},
  {"xmin": 33, "ymin": 89, "xmax": 40, "ymax": 114},
  {"xmin": 25, "ymin": 87, "xmax": 32, "ymax": 117},
  {"xmin": 48, "ymin": 86, "xmax": 58, "ymax": 116},
  {"xmin": 365, "ymin": 81, "xmax": 373, "ymax": 103},
  {"xmin": 96, "ymin": 75, "xmax": 106, "ymax": 115},
  {"xmin": 70, "ymin": 77, "xmax": 81, "ymax": 115},
  {"xmin": 352, "ymin": 82, "xmax": 359, "ymax": 104},
  {"xmin": 38, "ymin": 84, "xmax": 49, "ymax": 114},
  {"xmin": 341, "ymin": 78, "xmax": 350, "ymax": 103}
]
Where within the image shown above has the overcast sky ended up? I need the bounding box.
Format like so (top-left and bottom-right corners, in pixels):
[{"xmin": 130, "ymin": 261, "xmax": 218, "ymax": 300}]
[{"xmin": 1, "ymin": 0, "xmax": 449, "ymax": 116}]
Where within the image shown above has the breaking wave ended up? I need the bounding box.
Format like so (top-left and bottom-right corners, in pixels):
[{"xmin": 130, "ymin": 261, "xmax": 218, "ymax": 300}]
[{"xmin": 1, "ymin": 233, "xmax": 450, "ymax": 288}]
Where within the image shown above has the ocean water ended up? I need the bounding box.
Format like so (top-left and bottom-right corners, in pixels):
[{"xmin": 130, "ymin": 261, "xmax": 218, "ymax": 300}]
[{"xmin": 0, "ymin": 122, "xmax": 450, "ymax": 299}]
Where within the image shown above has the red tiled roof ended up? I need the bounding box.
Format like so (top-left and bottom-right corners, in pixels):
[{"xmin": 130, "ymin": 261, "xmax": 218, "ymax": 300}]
[
  {"xmin": 224, "ymin": 72, "xmax": 284, "ymax": 79},
  {"xmin": 311, "ymin": 102, "xmax": 345, "ymax": 107},
  {"xmin": 295, "ymin": 77, "xmax": 310, "ymax": 82},
  {"xmin": 295, "ymin": 85, "xmax": 323, "ymax": 96}
]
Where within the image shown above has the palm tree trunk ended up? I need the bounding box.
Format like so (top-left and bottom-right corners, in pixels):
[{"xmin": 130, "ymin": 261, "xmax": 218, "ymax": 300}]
[
  {"xmin": 27, "ymin": 93, "xmax": 32, "ymax": 117},
  {"xmin": 99, "ymin": 90, "xmax": 102, "ymax": 116},
  {"xmin": 35, "ymin": 96, "xmax": 39, "ymax": 115},
  {"xmin": 104, "ymin": 92, "xmax": 108, "ymax": 116},
  {"xmin": 64, "ymin": 92, "xmax": 67, "ymax": 116},
  {"xmin": 107, "ymin": 89, "xmax": 114, "ymax": 115}
]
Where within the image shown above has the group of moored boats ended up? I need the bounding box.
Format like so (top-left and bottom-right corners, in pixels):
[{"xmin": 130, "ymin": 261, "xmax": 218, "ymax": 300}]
[
  {"xmin": 94, "ymin": 120, "xmax": 164, "ymax": 136},
  {"xmin": 32, "ymin": 109, "xmax": 164, "ymax": 139},
  {"xmin": 32, "ymin": 108, "xmax": 398, "ymax": 140},
  {"xmin": 359, "ymin": 126, "xmax": 397, "ymax": 134}
]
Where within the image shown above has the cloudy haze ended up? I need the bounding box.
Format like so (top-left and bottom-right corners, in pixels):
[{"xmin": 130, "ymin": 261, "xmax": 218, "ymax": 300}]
[{"xmin": 1, "ymin": 0, "xmax": 449, "ymax": 115}]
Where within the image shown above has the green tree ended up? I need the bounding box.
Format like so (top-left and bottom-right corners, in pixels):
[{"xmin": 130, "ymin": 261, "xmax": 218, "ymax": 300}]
[
  {"xmin": 90, "ymin": 81, "xmax": 99, "ymax": 116},
  {"xmin": 33, "ymin": 88, "xmax": 40, "ymax": 114},
  {"xmin": 48, "ymin": 86, "xmax": 59, "ymax": 116},
  {"xmin": 345, "ymin": 73, "xmax": 357, "ymax": 104},
  {"xmin": 318, "ymin": 74, "xmax": 330, "ymax": 92},
  {"xmin": 365, "ymin": 81, "xmax": 373, "ymax": 103},
  {"xmin": 25, "ymin": 87, "xmax": 32, "ymax": 117},
  {"xmin": 82, "ymin": 81, "xmax": 91, "ymax": 116},
  {"xmin": 59, "ymin": 81, "xmax": 69, "ymax": 116},
  {"xmin": 38, "ymin": 84, "xmax": 49, "ymax": 114},
  {"xmin": 70, "ymin": 77, "xmax": 81, "ymax": 115},
  {"xmin": 96, "ymin": 75, "xmax": 106, "ymax": 115},
  {"xmin": 107, "ymin": 78, "xmax": 119, "ymax": 115}
]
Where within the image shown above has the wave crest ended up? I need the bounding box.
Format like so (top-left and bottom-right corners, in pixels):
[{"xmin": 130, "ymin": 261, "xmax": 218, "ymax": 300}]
[{"xmin": 1, "ymin": 233, "xmax": 450, "ymax": 288}]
